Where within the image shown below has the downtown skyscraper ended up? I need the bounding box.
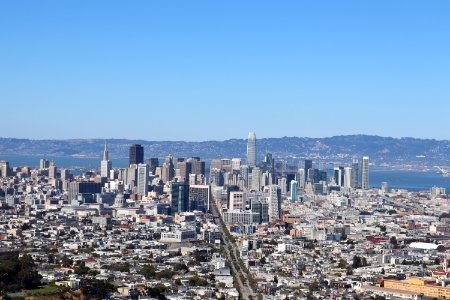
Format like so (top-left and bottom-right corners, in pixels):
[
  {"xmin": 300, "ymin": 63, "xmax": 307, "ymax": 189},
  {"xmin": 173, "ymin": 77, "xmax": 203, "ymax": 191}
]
[
  {"xmin": 247, "ymin": 132, "xmax": 256, "ymax": 168},
  {"xmin": 100, "ymin": 143, "xmax": 112, "ymax": 178},
  {"xmin": 361, "ymin": 156, "xmax": 369, "ymax": 190},
  {"xmin": 129, "ymin": 144, "xmax": 144, "ymax": 166}
]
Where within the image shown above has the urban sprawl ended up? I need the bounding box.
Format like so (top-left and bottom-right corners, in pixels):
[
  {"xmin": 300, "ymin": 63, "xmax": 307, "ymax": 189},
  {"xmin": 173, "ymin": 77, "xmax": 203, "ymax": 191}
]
[{"xmin": 0, "ymin": 132, "xmax": 449, "ymax": 300}]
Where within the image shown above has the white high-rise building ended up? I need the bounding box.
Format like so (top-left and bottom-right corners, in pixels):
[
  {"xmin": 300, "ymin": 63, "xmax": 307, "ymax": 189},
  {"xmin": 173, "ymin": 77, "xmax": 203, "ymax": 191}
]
[
  {"xmin": 361, "ymin": 156, "xmax": 369, "ymax": 190},
  {"xmin": 344, "ymin": 167, "xmax": 352, "ymax": 188},
  {"xmin": 137, "ymin": 164, "xmax": 149, "ymax": 196},
  {"xmin": 278, "ymin": 177, "xmax": 287, "ymax": 195},
  {"xmin": 231, "ymin": 158, "xmax": 241, "ymax": 171},
  {"xmin": 296, "ymin": 168, "xmax": 305, "ymax": 189},
  {"xmin": 247, "ymin": 132, "xmax": 256, "ymax": 167},
  {"xmin": 229, "ymin": 191, "xmax": 246, "ymax": 210},
  {"xmin": 251, "ymin": 167, "xmax": 261, "ymax": 191},
  {"xmin": 101, "ymin": 143, "xmax": 112, "ymax": 178}
]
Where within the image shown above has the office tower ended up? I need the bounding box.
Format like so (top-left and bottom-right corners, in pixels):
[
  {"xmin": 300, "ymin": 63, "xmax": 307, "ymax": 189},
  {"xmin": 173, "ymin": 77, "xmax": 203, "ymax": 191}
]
[
  {"xmin": 296, "ymin": 168, "xmax": 305, "ymax": 189},
  {"xmin": 231, "ymin": 158, "xmax": 241, "ymax": 171},
  {"xmin": 209, "ymin": 168, "xmax": 224, "ymax": 186},
  {"xmin": 170, "ymin": 182, "xmax": 190, "ymax": 215},
  {"xmin": 361, "ymin": 156, "xmax": 369, "ymax": 190},
  {"xmin": 178, "ymin": 160, "xmax": 192, "ymax": 181},
  {"xmin": 340, "ymin": 166, "xmax": 345, "ymax": 186},
  {"xmin": 261, "ymin": 171, "xmax": 269, "ymax": 188},
  {"xmin": 162, "ymin": 155, "xmax": 175, "ymax": 182},
  {"xmin": 247, "ymin": 132, "xmax": 257, "ymax": 167},
  {"xmin": 129, "ymin": 144, "xmax": 144, "ymax": 166},
  {"xmin": 344, "ymin": 167, "xmax": 352, "ymax": 189},
  {"xmin": 304, "ymin": 159, "xmax": 313, "ymax": 182},
  {"xmin": 100, "ymin": 143, "xmax": 112, "ymax": 178},
  {"xmin": 148, "ymin": 158, "xmax": 159, "ymax": 174},
  {"xmin": 240, "ymin": 165, "xmax": 249, "ymax": 188},
  {"xmin": 188, "ymin": 174, "xmax": 197, "ymax": 185},
  {"xmin": 267, "ymin": 185, "xmax": 282, "ymax": 222},
  {"xmin": 188, "ymin": 157, "xmax": 205, "ymax": 176},
  {"xmin": 229, "ymin": 191, "xmax": 246, "ymax": 210},
  {"xmin": 189, "ymin": 185, "xmax": 210, "ymax": 212},
  {"xmin": 351, "ymin": 159, "xmax": 359, "ymax": 189},
  {"xmin": 0, "ymin": 161, "xmax": 9, "ymax": 178},
  {"xmin": 251, "ymin": 167, "xmax": 261, "ymax": 191},
  {"xmin": 290, "ymin": 180, "xmax": 298, "ymax": 202},
  {"xmin": 61, "ymin": 169, "xmax": 70, "ymax": 191},
  {"xmin": 278, "ymin": 177, "xmax": 287, "ymax": 195},
  {"xmin": 381, "ymin": 182, "xmax": 388, "ymax": 193},
  {"xmin": 68, "ymin": 181, "xmax": 103, "ymax": 202},
  {"xmin": 127, "ymin": 164, "xmax": 138, "ymax": 188},
  {"xmin": 137, "ymin": 164, "xmax": 149, "ymax": 196},
  {"xmin": 264, "ymin": 153, "xmax": 276, "ymax": 184},
  {"xmin": 39, "ymin": 159, "xmax": 49, "ymax": 170},
  {"xmin": 210, "ymin": 159, "xmax": 222, "ymax": 170},
  {"xmin": 333, "ymin": 168, "xmax": 341, "ymax": 186},
  {"xmin": 109, "ymin": 169, "xmax": 116, "ymax": 180},
  {"xmin": 48, "ymin": 160, "xmax": 57, "ymax": 179},
  {"xmin": 220, "ymin": 159, "xmax": 232, "ymax": 173}
]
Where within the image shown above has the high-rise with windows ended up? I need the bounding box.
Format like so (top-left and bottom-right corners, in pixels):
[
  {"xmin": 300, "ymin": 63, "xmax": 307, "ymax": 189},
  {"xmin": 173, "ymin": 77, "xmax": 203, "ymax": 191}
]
[
  {"xmin": 304, "ymin": 159, "xmax": 313, "ymax": 182},
  {"xmin": 137, "ymin": 164, "xmax": 149, "ymax": 196},
  {"xmin": 48, "ymin": 160, "xmax": 57, "ymax": 179},
  {"xmin": 267, "ymin": 185, "xmax": 282, "ymax": 222},
  {"xmin": 351, "ymin": 159, "xmax": 359, "ymax": 189},
  {"xmin": 101, "ymin": 143, "xmax": 112, "ymax": 178},
  {"xmin": 0, "ymin": 161, "xmax": 9, "ymax": 178},
  {"xmin": 361, "ymin": 156, "xmax": 369, "ymax": 190},
  {"xmin": 148, "ymin": 158, "xmax": 159, "ymax": 174},
  {"xmin": 290, "ymin": 180, "xmax": 298, "ymax": 202},
  {"xmin": 39, "ymin": 159, "xmax": 49, "ymax": 170},
  {"xmin": 129, "ymin": 144, "xmax": 144, "ymax": 166},
  {"xmin": 170, "ymin": 182, "xmax": 190, "ymax": 215},
  {"xmin": 247, "ymin": 132, "xmax": 257, "ymax": 167}
]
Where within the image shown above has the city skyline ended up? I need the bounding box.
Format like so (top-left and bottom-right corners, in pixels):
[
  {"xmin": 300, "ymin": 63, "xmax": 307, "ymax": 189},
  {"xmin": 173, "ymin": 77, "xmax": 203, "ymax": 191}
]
[
  {"xmin": 1, "ymin": 1, "xmax": 450, "ymax": 141},
  {"xmin": 2, "ymin": 2, "xmax": 450, "ymax": 299}
]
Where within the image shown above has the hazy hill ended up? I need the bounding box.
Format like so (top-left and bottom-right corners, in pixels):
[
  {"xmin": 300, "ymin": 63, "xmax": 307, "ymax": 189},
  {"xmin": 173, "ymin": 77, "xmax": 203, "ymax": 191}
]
[{"xmin": 0, "ymin": 135, "xmax": 449, "ymax": 168}]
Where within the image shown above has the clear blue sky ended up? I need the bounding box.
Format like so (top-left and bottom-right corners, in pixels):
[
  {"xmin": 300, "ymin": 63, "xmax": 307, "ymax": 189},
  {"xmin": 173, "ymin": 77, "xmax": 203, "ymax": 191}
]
[{"xmin": 1, "ymin": 1, "xmax": 449, "ymax": 141}]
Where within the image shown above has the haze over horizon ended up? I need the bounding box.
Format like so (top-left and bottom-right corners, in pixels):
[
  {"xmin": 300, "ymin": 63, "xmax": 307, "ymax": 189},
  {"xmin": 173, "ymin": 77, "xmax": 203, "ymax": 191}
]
[
  {"xmin": 1, "ymin": 133, "xmax": 450, "ymax": 143},
  {"xmin": 1, "ymin": 1, "xmax": 449, "ymax": 140}
]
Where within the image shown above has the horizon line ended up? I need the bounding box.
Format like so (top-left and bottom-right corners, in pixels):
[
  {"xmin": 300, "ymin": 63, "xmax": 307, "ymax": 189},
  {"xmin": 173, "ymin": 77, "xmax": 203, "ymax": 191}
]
[{"xmin": 0, "ymin": 134, "xmax": 449, "ymax": 143}]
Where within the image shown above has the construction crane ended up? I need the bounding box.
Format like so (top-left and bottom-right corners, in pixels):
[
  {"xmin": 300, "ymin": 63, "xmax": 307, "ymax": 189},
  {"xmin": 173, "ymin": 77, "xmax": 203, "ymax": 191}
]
[{"xmin": 434, "ymin": 166, "xmax": 450, "ymax": 177}]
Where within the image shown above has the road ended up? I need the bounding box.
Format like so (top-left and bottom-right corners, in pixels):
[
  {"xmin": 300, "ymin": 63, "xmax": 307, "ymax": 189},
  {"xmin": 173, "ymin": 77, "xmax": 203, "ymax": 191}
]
[{"xmin": 210, "ymin": 197, "xmax": 258, "ymax": 299}]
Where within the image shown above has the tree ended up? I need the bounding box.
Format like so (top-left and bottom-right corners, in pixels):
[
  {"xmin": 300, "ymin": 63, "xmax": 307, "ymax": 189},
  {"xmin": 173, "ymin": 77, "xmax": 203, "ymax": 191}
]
[
  {"xmin": 140, "ymin": 265, "xmax": 156, "ymax": 279},
  {"xmin": 74, "ymin": 261, "xmax": 90, "ymax": 276},
  {"xmin": 188, "ymin": 276, "xmax": 208, "ymax": 286},
  {"xmin": 0, "ymin": 253, "xmax": 41, "ymax": 292},
  {"xmin": 309, "ymin": 280, "xmax": 320, "ymax": 292},
  {"xmin": 61, "ymin": 255, "xmax": 73, "ymax": 268},
  {"xmin": 145, "ymin": 285, "xmax": 168, "ymax": 300},
  {"xmin": 352, "ymin": 255, "xmax": 368, "ymax": 269},
  {"xmin": 338, "ymin": 259, "xmax": 348, "ymax": 269},
  {"xmin": 81, "ymin": 279, "xmax": 115, "ymax": 299}
]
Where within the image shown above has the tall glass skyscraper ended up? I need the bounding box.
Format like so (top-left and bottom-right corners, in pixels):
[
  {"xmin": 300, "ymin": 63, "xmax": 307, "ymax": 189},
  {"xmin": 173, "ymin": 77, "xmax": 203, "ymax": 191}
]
[
  {"xmin": 361, "ymin": 156, "xmax": 369, "ymax": 190},
  {"xmin": 247, "ymin": 132, "xmax": 256, "ymax": 167}
]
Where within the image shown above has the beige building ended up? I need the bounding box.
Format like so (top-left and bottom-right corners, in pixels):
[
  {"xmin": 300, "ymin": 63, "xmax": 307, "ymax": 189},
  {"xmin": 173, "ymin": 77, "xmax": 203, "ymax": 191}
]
[{"xmin": 384, "ymin": 277, "xmax": 450, "ymax": 298}]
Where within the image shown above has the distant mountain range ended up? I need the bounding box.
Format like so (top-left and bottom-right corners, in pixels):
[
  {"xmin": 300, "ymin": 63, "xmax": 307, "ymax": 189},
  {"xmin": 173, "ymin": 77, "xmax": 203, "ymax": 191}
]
[{"xmin": 0, "ymin": 135, "xmax": 449, "ymax": 168}]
